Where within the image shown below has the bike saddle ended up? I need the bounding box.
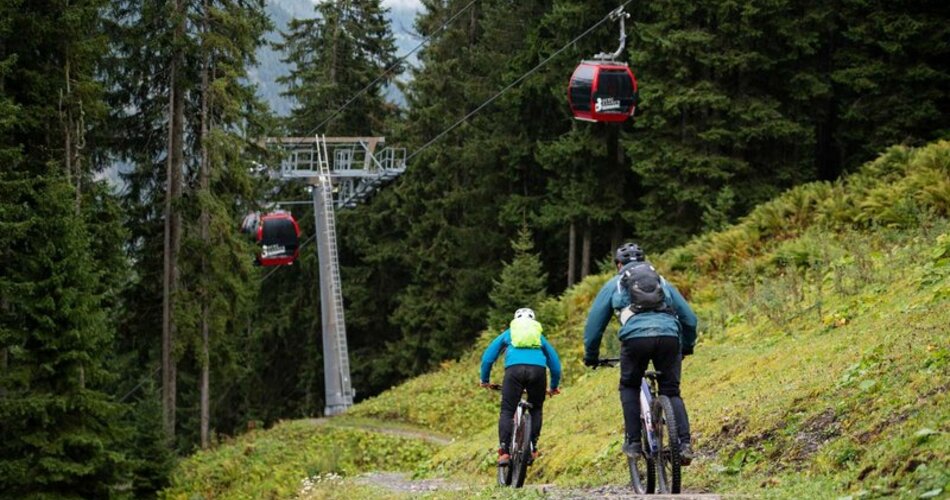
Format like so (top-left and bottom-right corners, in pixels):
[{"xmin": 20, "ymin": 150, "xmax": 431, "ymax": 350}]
[
  {"xmin": 644, "ymin": 370, "xmax": 662, "ymax": 379},
  {"xmin": 519, "ymin": 401, "xmax": 534, "ymax": 409}
]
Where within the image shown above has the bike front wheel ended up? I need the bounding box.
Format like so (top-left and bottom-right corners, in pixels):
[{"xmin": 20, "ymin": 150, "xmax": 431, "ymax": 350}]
[{"xmin": 654, "ymin": 395, "xmax": 682, "ymax": 494}]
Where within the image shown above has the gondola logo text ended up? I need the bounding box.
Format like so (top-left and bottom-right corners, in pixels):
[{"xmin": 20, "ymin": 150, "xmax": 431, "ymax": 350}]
[{"xmin": 595, "ymin": 97, "xmax": 621, "ymax": 112}]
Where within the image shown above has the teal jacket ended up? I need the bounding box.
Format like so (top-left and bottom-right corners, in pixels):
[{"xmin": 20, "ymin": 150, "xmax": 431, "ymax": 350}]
[
  {"xmin": 480, "ymin": 330, "xmax": 562, "ymax": 389},
  {"xmin": 583, "ymin": 274, "xmax": 697, "ymax": 361}
]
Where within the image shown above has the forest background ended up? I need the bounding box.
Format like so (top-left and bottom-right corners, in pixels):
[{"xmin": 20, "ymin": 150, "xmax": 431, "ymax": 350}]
[{"xmin": 0, "ymin": 0, "xmax": 946, "ymax": 495}]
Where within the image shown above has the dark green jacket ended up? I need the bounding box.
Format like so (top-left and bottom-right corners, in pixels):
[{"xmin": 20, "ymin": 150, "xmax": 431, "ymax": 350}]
[{"xmin": 583, "ymin": 275, "xmax": 697, "ymax": 361}]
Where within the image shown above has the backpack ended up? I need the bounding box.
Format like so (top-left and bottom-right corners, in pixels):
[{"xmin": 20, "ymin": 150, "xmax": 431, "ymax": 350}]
[
  {"xmin": 509, "ymin": 317, "xmax": 543, "ymax": 348},
  {"xmin": 617, "ymin": 261, "xmax": 675, "ymax": 323}
]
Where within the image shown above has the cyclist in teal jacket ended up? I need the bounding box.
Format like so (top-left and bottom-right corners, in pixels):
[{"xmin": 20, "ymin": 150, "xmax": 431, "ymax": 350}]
[
  {"xmin": 583, "ymin": 243, "xmax": 697, "ymax": 461},
  {"xmin": 480, "ymin": 308, "xmax": 562, "ymax": 466}
]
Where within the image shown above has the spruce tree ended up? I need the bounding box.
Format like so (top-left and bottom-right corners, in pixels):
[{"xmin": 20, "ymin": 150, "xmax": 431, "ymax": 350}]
[
  {"xmin": 488, "ymin": 227, "xmax": 549, "ymax": 332},
  {"xmin": 108, "ymin": 0, "xmax": 269, "ymax": 447},
  {"xmin": 0, "ymin": 173, "xmax": 127, "ymax": 497},
  {"xmin": 0, "ymin": 0, "xmax": 132, "ymax": 494},
  {"xmin": 278, "ymin": 0, "xmax": 398, "ymax": 136}
]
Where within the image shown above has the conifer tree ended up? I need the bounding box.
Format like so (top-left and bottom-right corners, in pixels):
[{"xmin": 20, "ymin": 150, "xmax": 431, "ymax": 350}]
[
  {"xmin": 278, "ymin": 0, "xmax": 398, "ymax": 136},
  {"xmin": 0, "ymin": 0, "xmax": 132, "ymax": 494},
  {"xmin": 488, "ymin": 227, "xmax": 549, "ymax": 332},
  {"xmin": 0, "ymin": 172, "xmax": 127, "ymax": 497}
]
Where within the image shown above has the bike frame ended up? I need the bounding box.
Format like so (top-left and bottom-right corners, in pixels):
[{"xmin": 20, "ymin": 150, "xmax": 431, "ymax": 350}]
[{"xmin": 640, "ymin": 378, "xmax": 659, "ymax": 457}]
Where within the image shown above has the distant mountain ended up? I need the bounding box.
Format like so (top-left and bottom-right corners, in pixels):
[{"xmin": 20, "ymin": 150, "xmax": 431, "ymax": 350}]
[{"xmin": 252, "ymin": 0, "xmax": 422, "ymax": 117}]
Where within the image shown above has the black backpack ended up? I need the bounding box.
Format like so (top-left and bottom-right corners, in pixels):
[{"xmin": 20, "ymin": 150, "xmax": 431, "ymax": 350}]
[{"xmin": 618, "ymin": 261, "xmax": 675, "ymax": 316}]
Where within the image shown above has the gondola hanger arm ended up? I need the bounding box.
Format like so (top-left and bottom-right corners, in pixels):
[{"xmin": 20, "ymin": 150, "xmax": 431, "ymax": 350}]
[{"xmin": 595, "ymin": 6, "xmax": 631, "ymax": 61}]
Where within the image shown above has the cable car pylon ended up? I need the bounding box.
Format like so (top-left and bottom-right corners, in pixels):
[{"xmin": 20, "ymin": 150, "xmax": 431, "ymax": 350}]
[{"xmin": 265, "ymin": 134, "xmax": 406, "ymax": 416}]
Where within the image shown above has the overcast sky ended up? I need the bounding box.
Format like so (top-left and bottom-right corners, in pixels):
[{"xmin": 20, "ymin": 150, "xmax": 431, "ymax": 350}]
[{"xmin": 381, "ymin": 0, "xmax": 423, "ymax": 11}]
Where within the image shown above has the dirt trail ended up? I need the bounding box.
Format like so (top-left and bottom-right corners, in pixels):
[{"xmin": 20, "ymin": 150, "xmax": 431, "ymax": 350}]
[
  {"xmin": 305, "ymin": 417, "xmax": 453, "ymax": 446},
  {"xmin": 355, "ymin": 472, "xmax": 466, "ymax": 494},
  {"xmin": 308, "ymin": 418, "xmax": 723, "ymax": 498},
  {"xmin": 357, "ymin": 472, "xmax": 723, "ymax": 498}
]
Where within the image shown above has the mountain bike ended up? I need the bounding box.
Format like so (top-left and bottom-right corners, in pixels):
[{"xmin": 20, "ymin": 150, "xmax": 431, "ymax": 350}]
[
  {"xmin": 597, "ymin": 358, "xmax": 682, "ymax": 494},
  {"xmin": 486, "ymin": 384, "xmax": 533, "ymax": 488}
]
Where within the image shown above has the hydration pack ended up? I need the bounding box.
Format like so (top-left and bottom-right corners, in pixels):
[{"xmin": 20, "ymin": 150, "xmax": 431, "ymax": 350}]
[
  {"xmin": 617, "ymin": 261, "xmax": 674, "ymax": 324},
  {"xmin": 509, "ymin": 317, "xmax": 543, "ymax": 348}
]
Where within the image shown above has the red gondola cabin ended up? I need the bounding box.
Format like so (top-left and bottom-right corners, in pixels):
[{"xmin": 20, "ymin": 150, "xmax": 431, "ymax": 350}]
[
  {"xmin": 256, "ymin": 211, "xmax": 300, "ymax": 266},
  {"xmin": 568, "ymin": 61, "xmax": 638, "ymax": 123}
]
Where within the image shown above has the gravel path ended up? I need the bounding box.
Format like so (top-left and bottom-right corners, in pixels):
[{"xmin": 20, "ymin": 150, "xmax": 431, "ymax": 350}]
[
  {"xmin": 355, "ymin": 472, "xmax": 466, "ymax": 494},
  {"xmin": 356, "ymin": 472, "xmax": 724, "ymax": 498},
  {"xmin": 541, "ymin": 484, "xmax": 723, "ymax": 499}
]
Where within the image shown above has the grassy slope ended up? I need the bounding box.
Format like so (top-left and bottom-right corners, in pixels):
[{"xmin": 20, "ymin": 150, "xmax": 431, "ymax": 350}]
[
  {"xmin": 167, "ymin": 141, "xmax": 950, "ymax": 499},
  {"xmin": 163, "ymin": 419, "xmax": 439, "ymax": 499}
]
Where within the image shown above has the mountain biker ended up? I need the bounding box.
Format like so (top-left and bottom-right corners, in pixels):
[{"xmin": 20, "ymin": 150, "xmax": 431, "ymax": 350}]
[
  {"xmin": 480, "ymin": 308, "xmax": 562, "ymax": 466},
  {"xmin": 583, "ymin": 242, "xmax": 698, "ymax": 462}
]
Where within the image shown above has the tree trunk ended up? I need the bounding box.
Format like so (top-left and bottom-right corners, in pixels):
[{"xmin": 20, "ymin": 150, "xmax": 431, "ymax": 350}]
[
  {"xmin": 567, "ymin": 220, "xmax": 576, "ymax": 287},
  {"xmin": 580, "ymin": 220, "xmax": 591, "ymax": 279},
  {"xmin": 162, "ymin": 0, "xmax": 185, "ymax": 442},
  {"xmin": 198, "ymin": 0, "xmax": 211, "ymax": 450},
  {"xmin": 816, "ymin": 26, "xmax": 841, "ymax": 181},
  {"xmin": 61, "ymin": 58, "xmax": 83, "ymax": 212},
  {"xmin": 0, "ymin": 346, "xmax": 6, "ymax": 399}
]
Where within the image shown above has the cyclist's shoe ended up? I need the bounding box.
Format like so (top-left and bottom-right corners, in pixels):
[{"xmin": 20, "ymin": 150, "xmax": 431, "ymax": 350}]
[
  {"xmin": 680, "ymin": 442, "xmax": 694, "ymax": 465},
  {"xmin": 497, "ymin": 448, "xmax": 511, "ymax": 466},
  {"xmin": 528, "ymin": 450, "xmax": 539, "ymax": 464},
  {"xmin": 622, "ymin": 441, "xmax": 643, "ymax": 459}
]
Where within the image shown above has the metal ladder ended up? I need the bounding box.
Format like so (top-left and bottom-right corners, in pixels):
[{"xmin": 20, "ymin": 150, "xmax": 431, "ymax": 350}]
[{"xmin": 315, "ymin": 135, "xmax": 354, "ymax": 410}]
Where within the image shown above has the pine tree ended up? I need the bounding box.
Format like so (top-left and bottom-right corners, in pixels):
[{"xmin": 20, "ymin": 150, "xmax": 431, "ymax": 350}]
[
  {"xmin": 488, "ymin": 227, "xmax": 549, "ymax": 332},
  {"xmin": 106, "ymin": 0, "xmax": 269, "ymax": 449},
  {"xmin": 278, "ymin": 0, "xmax": 398, "ymax": 136},
  {"xmin": 0, "ymin": 0, "xmax": 132, "ymax": 494},
  {"xmin": 0, "ymin": 173, "xmax": 127, "ymax": 497}
]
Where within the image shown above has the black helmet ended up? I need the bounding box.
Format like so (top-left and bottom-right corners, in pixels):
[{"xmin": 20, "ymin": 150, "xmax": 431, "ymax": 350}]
[{"xmin": 614, "ymin": 242, "xmax": 645, "ymax": 265}]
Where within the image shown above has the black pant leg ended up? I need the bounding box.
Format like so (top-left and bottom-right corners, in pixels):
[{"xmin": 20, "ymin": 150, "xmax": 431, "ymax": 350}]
[
  {"xmin": 523, "ymin": 365, "xmax": 547, "ymax": 447},
  {"xmin": 652, "ymin": 336, "xmax": 691, "ymax": 443},
  {"xmin": 619, "ymin": 338, "xmax": 652, "ymax": 442},
  {"xmin": 498, "ymin": 366, "xmax": 526, "ymax": 452}
]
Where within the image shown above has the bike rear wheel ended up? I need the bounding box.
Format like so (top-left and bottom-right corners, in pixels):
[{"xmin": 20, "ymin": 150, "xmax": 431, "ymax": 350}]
[
  {"xmin": 627, "ymin": 433, "xmax": 656, "ymax": 494},
  {"xmin": 510, "ymin": 411, "xmax": 532, "ymax": 488},
  {"xmin": 654, "ymin": 395, "xmax": 682, "ymax": 494}
]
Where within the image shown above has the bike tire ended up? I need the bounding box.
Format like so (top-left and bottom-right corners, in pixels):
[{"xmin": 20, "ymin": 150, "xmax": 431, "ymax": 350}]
[
  {"xmin": 627, "ymin": 433, "xmax": 656, "ymax": 493},
  {"xmin": 497, "ymin": 461, "xmax": 511, "ymax": 486},
  {"xmin": 654, "ymin": 395, "xmax": 682, "ymax": 494},
  {"xmin": 645, "ymin": 432, "xmax": 657, "ymax": 494},
  {"xmin": 510, "ymin": 411, "xmax": 531, "ymax": 488}
]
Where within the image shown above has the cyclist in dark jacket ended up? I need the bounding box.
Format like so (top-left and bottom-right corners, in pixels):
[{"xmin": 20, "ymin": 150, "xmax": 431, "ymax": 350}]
[
  {"xmin": 583, "ymin": 243, "xmax": 697, "ymax": 461},
  {"xmin": 480, "ymin": 308, "xmax": 562, "ymax": 466}
]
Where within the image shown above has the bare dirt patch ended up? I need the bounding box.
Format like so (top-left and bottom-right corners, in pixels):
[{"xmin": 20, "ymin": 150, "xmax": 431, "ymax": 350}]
[{"xmin": 793, "ymin": 408, "xmax": 840, "ymax": 458}]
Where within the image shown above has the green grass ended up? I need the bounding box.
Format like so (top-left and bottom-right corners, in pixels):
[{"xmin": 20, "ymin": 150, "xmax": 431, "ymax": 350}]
[
  {"xmin": 167, "ymin": 140, "xmax": 950, "ymax": 499},
  {"xmin": 163, "ymin": 419, "xmax": 438, "ymax": 499},
  {"xmin": 422, "ymin": 224, "xmax": 949, "ymax": 498}
]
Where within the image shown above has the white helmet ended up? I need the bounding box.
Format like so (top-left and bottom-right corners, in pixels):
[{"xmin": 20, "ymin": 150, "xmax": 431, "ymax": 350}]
[{"xmin": 513, "ymin": 308, "xmax": 535, "ymax": 320}]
